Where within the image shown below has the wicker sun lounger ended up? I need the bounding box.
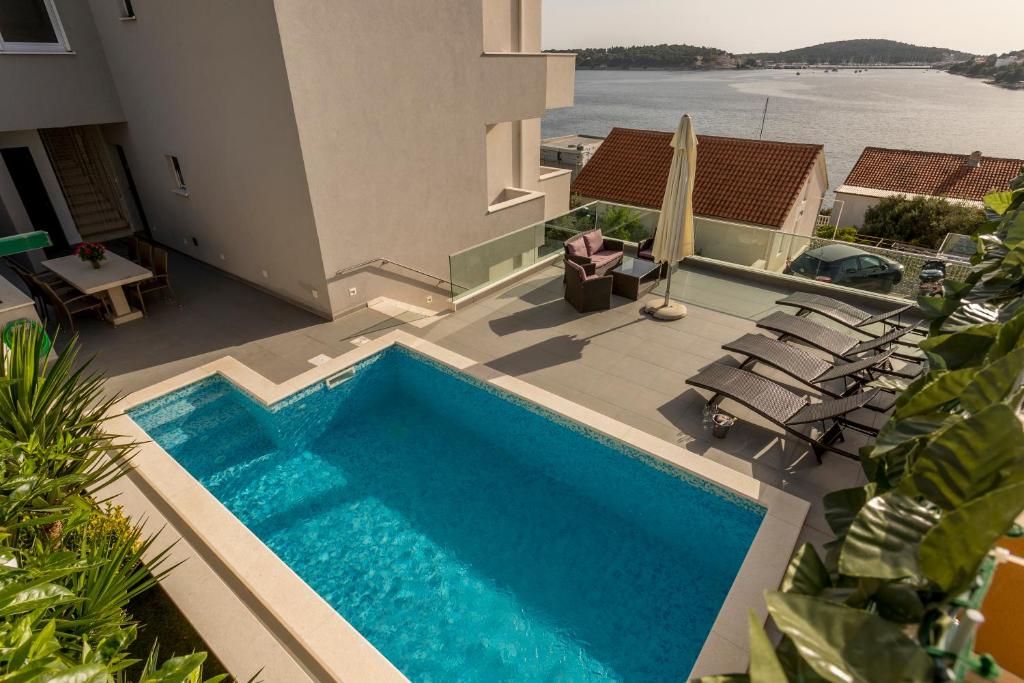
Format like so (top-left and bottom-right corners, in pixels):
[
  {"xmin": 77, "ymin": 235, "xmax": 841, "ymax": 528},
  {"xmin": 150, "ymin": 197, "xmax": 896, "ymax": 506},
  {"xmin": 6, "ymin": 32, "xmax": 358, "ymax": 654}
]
[
  {"xmin": 722, "ymin": 333, "xmax": 900, "ymax": 412},
  {"xmin": 686, "ymin": 363, "xmax": 881, "ymax": 462},
  {"xmin": 756, "ymin": 311, "xmax": 924, "ymax": 366},
  {"xmin": 776, "ymin": 292, "xmax": 914, "ymax": 332}
]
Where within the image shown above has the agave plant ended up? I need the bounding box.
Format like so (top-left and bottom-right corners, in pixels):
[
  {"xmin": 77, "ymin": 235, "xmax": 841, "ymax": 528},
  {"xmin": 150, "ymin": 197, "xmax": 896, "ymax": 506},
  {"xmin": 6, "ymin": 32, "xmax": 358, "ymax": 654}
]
[
  {"xmin": 703, "ymin": 171, "xmax": 1024, "ymax": 682},
  {"xmin": 0, "ymin": 329, "xmax": 230, "ymax": 681},
  {"xmin": 0, "ymin": 324, "xmax": 133, "ymax": 548}
]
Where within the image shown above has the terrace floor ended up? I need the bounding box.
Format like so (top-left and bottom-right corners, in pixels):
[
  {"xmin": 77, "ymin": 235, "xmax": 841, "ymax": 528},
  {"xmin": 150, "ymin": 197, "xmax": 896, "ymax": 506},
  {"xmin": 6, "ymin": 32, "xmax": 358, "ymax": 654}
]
[{"xmin": 29, "ymin": 251, "xmax": 898, "ymax": 559}]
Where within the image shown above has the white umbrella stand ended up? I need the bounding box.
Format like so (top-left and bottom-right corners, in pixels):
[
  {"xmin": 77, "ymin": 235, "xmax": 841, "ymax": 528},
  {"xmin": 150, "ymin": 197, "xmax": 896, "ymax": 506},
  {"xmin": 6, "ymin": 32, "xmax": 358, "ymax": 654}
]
[{"xmin": 643, "ymin": 114, "xmax": 698, "ymax": 321}]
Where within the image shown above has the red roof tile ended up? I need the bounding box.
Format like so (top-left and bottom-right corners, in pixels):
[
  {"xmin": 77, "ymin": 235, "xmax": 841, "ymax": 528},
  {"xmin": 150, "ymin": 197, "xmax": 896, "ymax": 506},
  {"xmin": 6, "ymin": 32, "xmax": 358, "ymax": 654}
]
[
  {"xmin": 571, "ymin": 128, "xmax": 825, "ymax": 228},
  {"xmin": 843, "ymin": 147, "xmax": 1024, "ymax": 202}
]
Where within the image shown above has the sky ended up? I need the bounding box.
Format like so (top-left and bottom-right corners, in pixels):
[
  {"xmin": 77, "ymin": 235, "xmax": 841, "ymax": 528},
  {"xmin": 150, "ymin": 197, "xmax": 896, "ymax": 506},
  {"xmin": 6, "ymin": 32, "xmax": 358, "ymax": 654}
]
[{"xmin": 541, "ymin": 0, "xmax": 1023, "ymax": 55}]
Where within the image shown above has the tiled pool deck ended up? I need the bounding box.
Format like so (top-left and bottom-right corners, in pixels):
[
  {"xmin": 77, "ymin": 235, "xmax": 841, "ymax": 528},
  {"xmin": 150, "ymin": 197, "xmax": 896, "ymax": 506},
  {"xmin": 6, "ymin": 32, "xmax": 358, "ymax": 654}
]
[
  {"xmin": 28, "ymin": 252, "xmax": 902, "ymax": 675},
  {"xmin": 56, "ymin": 252, "xmax": 885, "ymax": 555}
]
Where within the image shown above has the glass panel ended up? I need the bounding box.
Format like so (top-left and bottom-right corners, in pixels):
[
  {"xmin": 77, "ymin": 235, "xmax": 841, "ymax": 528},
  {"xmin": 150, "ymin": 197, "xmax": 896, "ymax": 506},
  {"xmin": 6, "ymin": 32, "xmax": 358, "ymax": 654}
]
[
  {"xmin": 0, "ymin": 0, "xmax": 58, "ymax": 44},
  {"xmin": 614, "ymin": 256, "xmax": 660, "ymax": 278}
]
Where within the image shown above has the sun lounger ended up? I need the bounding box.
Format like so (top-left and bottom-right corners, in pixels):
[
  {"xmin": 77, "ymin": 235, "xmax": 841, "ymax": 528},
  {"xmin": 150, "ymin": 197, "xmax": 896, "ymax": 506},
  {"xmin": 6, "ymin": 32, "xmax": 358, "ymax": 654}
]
[
  {"xmin": 756, "ymin": 311, "xmax": 923, "ymax": 366},
  {"xmin": 776, "ymin": 292, "xmax": 915, "ymax": 332},
  {"xmin": 722, "ymin": 333, "xmax": 901, "ymax": 412},
  {"xmin": 686, "ymin": 363, "xmax": 881, "ymax": 462}
]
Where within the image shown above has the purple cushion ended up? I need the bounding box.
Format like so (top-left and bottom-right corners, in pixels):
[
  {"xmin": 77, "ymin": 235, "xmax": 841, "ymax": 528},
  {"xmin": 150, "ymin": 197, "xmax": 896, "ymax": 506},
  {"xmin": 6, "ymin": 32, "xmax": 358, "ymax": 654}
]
[
  {"xmin": 590, "ymin": 250, "xmax": 621, "ymax": 267},
  {"xmin": 566, "ymin": 238, "xmax": 588, "ymax": 259},
  {"xmin": 566, "ymin": 259, "xmax": 588, "ymax": 280},
  {"xmin": 582, "ymin": 230, "xmax": 603, "ymax": 256},
  {"xmin": 639, "ymin": 248, "xmax": 654, "ymax": 260}
]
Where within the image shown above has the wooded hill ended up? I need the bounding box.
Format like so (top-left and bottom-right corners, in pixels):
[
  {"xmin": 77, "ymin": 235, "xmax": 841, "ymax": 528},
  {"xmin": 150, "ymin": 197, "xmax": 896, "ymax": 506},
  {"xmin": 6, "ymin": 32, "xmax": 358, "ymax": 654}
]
[{"xmin": 741, "ymin": 39, "xmax": 972, "ymax": 65}]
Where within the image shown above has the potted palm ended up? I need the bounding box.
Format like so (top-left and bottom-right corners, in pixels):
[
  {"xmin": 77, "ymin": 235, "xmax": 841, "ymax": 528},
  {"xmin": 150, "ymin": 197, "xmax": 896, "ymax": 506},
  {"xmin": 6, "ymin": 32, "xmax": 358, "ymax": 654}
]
[{"xmin": 74, "ymin": 241, "xmax": 106, "ymax": 269}]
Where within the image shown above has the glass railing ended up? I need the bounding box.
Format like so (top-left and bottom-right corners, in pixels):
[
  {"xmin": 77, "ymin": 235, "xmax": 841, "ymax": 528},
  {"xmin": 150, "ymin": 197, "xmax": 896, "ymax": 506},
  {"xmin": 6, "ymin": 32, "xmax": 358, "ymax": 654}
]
[
  {"xmin": 450, "ymin": 201, "xmax": 657, "ymax": 301},
  {"xmin": 450, "ymin": 201, "xmax": 972, "ymax": 303}
]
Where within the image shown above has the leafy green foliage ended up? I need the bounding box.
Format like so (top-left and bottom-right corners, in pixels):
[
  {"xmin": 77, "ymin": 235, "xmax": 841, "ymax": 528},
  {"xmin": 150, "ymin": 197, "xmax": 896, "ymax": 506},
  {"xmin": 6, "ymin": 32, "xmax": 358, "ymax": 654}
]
[
  {"xmin": 598, "ymin": 205, "xmax": 649, "ymax": 242},
  {"xmin": 0, "ymin": 326, "xmax": 226, "ymax": 681},
  {"xmin": 701, "ymin": 170, "xmax": 1024, "ymax": 682},
  {"xmin": 814, "ymin": 225, "xmax": 858, "ymax": 242},
  {"xmin": 743, "ymin": 39, "xmax": 972, "ymax": 66},
  {"xmin": 564, "ymin": 44, "xmax": 735, "ymax": 70},
  {"xmin": 860, "ymin": 194, "xmax": 988, "ymax": 249}
]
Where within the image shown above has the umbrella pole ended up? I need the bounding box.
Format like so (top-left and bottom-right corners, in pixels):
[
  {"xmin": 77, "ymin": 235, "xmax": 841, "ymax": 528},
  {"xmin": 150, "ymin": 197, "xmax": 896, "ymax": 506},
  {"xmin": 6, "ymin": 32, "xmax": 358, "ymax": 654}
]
[{"xmin": 662, "ymin": 262, "xmax": 673, "ymax": 307}]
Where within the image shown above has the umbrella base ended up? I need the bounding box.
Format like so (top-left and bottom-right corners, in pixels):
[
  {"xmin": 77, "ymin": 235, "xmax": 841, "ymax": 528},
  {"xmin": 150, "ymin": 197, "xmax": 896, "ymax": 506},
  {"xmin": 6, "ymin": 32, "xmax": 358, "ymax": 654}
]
[{"xmin": 643, "ymin": 299, "xmax": 687, "ymax": 320}]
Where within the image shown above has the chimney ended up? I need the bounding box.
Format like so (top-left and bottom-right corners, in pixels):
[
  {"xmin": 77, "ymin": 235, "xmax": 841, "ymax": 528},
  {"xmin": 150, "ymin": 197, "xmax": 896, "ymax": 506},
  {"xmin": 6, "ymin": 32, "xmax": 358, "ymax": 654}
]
[{"xmin": 967, "ymin": 151, "xmax": 983, "ymax": 168}]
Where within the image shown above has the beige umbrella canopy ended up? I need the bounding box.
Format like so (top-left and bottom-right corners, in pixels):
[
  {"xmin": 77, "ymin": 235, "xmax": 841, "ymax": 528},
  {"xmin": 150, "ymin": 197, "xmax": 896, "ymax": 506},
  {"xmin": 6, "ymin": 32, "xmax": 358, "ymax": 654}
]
[{"xmin": 644, "ymin": 114, "xmax": 697, "ymax": 320}]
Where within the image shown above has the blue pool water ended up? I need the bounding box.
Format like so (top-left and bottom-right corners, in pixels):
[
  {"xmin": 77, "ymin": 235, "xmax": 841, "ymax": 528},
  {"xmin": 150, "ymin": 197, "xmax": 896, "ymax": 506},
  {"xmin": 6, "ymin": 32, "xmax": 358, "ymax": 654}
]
[{"xmin": 130, "ymin": 347, "xmax": 764, "ymax": 681}]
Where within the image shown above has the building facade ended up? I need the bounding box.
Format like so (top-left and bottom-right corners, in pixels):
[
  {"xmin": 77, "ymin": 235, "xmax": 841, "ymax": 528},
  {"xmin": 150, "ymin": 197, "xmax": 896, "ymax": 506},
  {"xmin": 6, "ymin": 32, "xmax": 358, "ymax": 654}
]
[{"xmin": 0, "ymin": 0, "xmax": 575, "ymax": 317}]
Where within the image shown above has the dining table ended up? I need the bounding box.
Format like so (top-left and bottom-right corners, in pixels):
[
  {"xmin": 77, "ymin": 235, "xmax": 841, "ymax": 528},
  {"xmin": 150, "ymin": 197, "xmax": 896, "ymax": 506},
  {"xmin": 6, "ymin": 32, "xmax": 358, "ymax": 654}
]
[{"xmin": 41, "ymin": 252, "xmax": 153, "ymax": 325}]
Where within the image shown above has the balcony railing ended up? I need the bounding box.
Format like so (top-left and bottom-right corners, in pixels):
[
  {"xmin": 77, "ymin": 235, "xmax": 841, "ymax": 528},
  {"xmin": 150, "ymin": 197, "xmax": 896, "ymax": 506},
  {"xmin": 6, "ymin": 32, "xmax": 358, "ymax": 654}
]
[{"xmin": 450, "ymin": 201, "xmax": 971, "ymax": 304}]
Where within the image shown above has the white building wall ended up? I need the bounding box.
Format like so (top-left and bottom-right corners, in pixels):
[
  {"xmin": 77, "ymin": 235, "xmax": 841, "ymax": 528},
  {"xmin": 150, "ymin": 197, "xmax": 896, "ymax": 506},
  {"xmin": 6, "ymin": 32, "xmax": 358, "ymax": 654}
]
[{"xmin": 832, "ymin": 191, "xmax": 879, "ymax": 228}]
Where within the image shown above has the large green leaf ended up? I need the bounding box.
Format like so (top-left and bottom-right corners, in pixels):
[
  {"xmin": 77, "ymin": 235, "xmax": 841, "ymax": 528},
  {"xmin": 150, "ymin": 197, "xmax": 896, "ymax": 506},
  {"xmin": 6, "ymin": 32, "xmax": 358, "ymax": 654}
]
[
  {"xmin": 870, "ymin": 415, "xmax": 957, "ymax": 457},
  {"xmin": 984, "ymin": 190, "xmax": 1017, "ymax": 216},
  {"xmin": 0, "ymin": 582, "xmax": 75, "ymax": 617},
  {"xmin": 986, "ymin": 307, "xmax": 1024, "ymax": 361},
  {"xmin": 748, "ymin": 610, "xmax": 787, "ymax": 682},
  {"xmin": 892, "ymin": 369, "xmax": 977, "ymax": 419},
  {"xmin": 138, "ymin": 652, "xmax": 208, "ymax": 683},
  {"xmin": 45, "ymin": 664, "xmax": 109, "ymax": 683},
  {"xmin": 919, "ymin": 481, "xmax": 1024, "ymax": 594},
  {"xmin": 839, "ymin": 493, "xmax": 940, "ymax": 579},
  {"xmin": 765, "ymin": 592, "xmax": 933, "ymax": 683},
  {"xmin": 903, "ymin": 403, "xmax": 1024, "ymax": 509},
  {"xmin": 781, "ymin": 544, "xmax": 830, "ymax": 596},
  {"xmin": 961, "ymin": 347, "xmax": 1024, "ymax": 413},
  {"xmin": 919, "ymin": 325, "xmax": 1001, "ymax": 369},
  {"xmin": 823, "ymin": 484, "xmax": 875, "ymax": 537}
]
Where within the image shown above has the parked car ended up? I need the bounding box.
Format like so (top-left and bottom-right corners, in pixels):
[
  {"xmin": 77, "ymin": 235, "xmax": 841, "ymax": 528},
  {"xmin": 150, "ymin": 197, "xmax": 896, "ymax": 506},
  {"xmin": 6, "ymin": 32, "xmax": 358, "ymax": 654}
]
[{"xmin": 784, "ymin": 244, "xmax": 904, "ymax": 293}]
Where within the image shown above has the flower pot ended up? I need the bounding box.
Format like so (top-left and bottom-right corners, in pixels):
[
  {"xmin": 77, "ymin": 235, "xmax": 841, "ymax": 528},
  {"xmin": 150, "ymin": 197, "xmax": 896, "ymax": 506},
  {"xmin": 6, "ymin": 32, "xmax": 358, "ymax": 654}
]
[{"xmin": 711, "ymin": 412, "xmax": 736, "ymax": 439}]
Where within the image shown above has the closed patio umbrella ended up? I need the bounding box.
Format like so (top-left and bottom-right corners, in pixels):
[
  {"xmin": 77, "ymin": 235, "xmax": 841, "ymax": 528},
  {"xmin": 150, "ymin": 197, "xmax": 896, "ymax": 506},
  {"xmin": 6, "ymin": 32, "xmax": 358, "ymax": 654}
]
[{"xmin": 644, "ymin": 114, "xmax": 697, "ymax": 320}]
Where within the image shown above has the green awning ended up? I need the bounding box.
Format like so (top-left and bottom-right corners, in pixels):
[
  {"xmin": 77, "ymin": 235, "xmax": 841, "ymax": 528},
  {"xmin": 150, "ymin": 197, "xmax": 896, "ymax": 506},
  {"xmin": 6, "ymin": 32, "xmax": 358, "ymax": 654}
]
[{"xmin": 0, "ymin": 232, "xmax": 52, "ymax": 258}]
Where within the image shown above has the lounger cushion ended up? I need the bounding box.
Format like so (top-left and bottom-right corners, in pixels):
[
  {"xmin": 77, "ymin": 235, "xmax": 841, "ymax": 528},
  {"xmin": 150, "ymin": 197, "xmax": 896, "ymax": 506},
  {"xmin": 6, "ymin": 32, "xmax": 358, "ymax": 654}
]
[
  {"xmin": 582, "ymin": 230, "xmax": 604, "ymax": 256},
  {"xmin": 566, "ymin": 238, "xmax": 588, "ymax": 259},
  {"xmin": 590, "ymin": 250, "xmax": 622, "ymax": 268},
  {"xmin": 638, "ymin": 247, "xmax": 654, "ymax": 260}
]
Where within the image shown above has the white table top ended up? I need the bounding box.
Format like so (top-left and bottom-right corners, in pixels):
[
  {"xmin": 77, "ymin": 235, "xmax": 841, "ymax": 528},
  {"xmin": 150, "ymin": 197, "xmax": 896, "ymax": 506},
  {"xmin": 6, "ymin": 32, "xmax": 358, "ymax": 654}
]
[{"xmin": 42, "ymin": 253, "xmax": 152, "ymax": 295}]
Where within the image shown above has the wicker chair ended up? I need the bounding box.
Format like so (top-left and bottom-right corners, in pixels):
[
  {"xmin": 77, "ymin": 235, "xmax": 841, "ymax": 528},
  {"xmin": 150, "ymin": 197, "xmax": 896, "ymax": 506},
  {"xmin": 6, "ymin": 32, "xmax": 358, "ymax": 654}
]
[
  {"xmin": 564, "ymin": 259, "xmax": 612, "ymax": 313},
  {"xmin": 563, "ymin": 230, "xmax": 624, "ymax": 277},
  {"xmin": 129, "ymin": 245, "xmax": 176, "ymax": 315},
  {"xmin": 34, "ymin": 277, "xmax": 107, "ymax": 333}
]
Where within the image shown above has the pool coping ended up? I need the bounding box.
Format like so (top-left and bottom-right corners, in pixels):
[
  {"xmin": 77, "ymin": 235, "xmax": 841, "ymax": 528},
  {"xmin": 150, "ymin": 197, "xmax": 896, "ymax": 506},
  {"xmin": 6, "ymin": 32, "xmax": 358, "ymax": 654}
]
[{"xmin": 109, "ymin": 329, "xmax": 809, "ymax": 681}]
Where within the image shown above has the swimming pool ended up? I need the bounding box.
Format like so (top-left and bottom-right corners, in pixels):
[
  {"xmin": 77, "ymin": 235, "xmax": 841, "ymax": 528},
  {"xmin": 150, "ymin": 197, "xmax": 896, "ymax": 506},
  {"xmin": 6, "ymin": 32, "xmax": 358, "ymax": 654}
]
[{"xmin": 129, "ymin": 344, "xmax": 765, "ymax": 681}]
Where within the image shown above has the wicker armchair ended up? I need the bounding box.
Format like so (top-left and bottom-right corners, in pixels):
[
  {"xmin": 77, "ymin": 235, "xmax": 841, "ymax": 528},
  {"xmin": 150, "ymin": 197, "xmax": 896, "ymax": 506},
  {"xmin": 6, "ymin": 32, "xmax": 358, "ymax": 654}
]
[
  {"xmin": 564, "ymin": 259, "xmax": 612, "ymax": 313},
  {"xmin": 636, "ymin": 236, "xmax": 668, "ymax": 278}
]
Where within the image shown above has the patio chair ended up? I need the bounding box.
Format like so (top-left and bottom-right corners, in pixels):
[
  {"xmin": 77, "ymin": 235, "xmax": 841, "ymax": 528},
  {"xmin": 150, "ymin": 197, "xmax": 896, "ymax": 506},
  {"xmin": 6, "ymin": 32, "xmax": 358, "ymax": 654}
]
[
  {"xmin": 722, "ymin": 333, "xmax": 904, "ymax": 412},
  {"xmin": 756, "ymin": 311, "xmax": 923, "ymax": 366},
  {"xmin": 686, "ymin": 363, "xmax": 881, "ymax": 463},
  {"xmin": 564, "ymin": 230, "xmax": 624, "ymax": 277},
  {"xmin": 129, "ymin": 245, "xmax": 176, "ymax": 316},
  {"xmin": 34, "ymin": 278, "xmax": 107, "ymax": 333},
  {"xmin": 132, "ymin": 238, "xmax": 153, "ymax": 270},
  {"xmin": 564, "ymin": 260, "xmax": 612, "ymax": 313},
  {"xmin": 776, "ymin": 292, "xmax": 916, "ymax": 333},
  {"xmin": 634, "ymin": 236, "xmax": 668, "ymax": 278}
]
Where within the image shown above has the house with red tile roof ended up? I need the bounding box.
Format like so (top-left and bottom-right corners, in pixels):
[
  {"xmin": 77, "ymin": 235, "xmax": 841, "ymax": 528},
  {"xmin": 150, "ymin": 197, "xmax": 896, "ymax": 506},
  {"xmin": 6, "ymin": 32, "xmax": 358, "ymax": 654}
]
[
  {"xmin": 835, "ymin": 147, "xmax": 1024, "ymax": 227},
  {"xmin": 571, "ymin": 127, "xmax": 829, "ymax": 236}
]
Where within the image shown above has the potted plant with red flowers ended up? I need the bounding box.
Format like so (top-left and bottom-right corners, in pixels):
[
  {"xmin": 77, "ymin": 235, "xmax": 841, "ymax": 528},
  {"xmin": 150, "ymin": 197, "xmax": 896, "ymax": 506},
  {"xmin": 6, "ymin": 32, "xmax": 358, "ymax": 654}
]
[{"xmin": 74, "ymin": 242, "xmax": 106, "ymax": 269}]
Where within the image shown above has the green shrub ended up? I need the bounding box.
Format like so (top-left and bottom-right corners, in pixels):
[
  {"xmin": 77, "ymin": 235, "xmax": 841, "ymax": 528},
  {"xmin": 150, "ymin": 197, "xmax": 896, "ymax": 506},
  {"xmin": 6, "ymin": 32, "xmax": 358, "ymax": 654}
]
[
  {"xmin": 0, "ymin": 325, "xmax": 225, "ymax": 682},
  {"xmin": 815, "ymin": 225, "xmax": 858, "ymax": 242},
  {"xmin": 599, "ymin": 205, "xmax": 648, "ymax": 242},
  {"xmin": 861, "ymin": 194, "xmax": 988, "ymax": 249}
]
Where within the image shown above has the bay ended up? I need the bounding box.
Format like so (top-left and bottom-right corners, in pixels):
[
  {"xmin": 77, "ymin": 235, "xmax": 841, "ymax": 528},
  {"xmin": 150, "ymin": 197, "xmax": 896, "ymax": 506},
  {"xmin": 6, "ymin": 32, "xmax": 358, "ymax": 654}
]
[{"xmin": 542, "ymin": 69, "xmax": 1024, "ymax": 199}]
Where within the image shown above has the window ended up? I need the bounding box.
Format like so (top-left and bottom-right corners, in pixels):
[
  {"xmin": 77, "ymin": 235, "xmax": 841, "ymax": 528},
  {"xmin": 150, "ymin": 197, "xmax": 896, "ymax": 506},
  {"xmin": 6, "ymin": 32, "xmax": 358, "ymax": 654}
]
[
  {"xmin": 119, "ymin": 0, "xmax": 136, "ymax": 19},
  {"xmin": 858, "ymin": 255, "xmax": 884, "ymax": 271},
  {"xmin": 165, "ymin": 155, "xmax": 188, "ymax": 195},
  {"xmin": 0, "ymin": 0, "xmax": 69, "ymax": 52}
]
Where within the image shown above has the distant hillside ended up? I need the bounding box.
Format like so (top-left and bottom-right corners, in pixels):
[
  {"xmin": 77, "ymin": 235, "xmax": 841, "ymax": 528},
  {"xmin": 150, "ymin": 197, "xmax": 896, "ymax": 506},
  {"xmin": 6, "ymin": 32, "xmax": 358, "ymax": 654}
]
[
  {"xmin": 742, "ymin": 39, "xmax": 973, "ymax": 65},
  {"xmin": 949, "ymin": 51, "xmax": 1024, "ymax": 89},
  {"xmin": 562, "ymin": 44, "xmax": 737, "ymax": 70}
]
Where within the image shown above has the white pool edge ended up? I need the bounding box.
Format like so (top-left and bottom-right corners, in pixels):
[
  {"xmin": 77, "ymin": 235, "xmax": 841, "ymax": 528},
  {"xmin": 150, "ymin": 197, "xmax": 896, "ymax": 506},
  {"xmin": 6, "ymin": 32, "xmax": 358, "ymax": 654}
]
[{"xmin": 109, "ymin": 329, "xmax": 809, "ymax": 681}]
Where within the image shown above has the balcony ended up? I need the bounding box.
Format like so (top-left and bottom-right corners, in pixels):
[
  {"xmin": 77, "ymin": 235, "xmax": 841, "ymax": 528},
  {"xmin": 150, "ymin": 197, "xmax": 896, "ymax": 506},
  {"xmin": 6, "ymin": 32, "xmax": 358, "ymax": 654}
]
[
  {"xmin": 544, "ymin": 53, "xmax": 576, "ymax": 109},
  {"xmin": 480, "ymin": 52, "xmax": 576, "ymax": 120}
]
